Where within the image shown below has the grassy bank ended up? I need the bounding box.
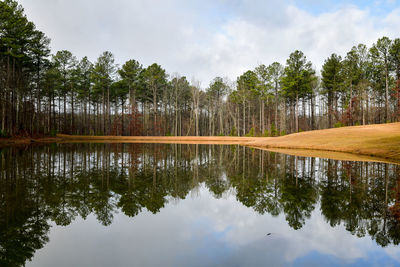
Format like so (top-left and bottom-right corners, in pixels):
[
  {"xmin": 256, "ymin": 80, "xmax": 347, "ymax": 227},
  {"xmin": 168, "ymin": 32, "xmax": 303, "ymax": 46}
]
[
  {"xmin": 1, "ymin": 123, "xmax": 399, "ymax": 163},
  {"xmin": 57, "ymin": 123, "xmax": 400, "ymax": 163},
  {"xmin": 246, "ymin": 122, "xmax": 400, "ymax": 163}
]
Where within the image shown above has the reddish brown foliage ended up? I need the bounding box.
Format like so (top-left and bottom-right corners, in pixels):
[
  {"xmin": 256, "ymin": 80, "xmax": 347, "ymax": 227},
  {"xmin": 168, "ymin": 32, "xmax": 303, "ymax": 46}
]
[
  {"xmin": 110, "ymin": 116, "xmax": 122, "ymax": 136},
  {"xmin": 342, "ymin": 96, "xmax": 359, "ymax": 126},
  {"xmin": 129, "ymin": 105, "xmax": 143, "ymax": 136},
  {"xmin": 392, "ymin": 80, "xmax": 400, "ymax": 121}
]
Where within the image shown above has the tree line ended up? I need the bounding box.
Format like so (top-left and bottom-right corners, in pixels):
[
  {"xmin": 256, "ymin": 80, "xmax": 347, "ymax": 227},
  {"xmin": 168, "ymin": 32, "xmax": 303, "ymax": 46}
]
[{"xmin": 1, "ymin": 0, "xmax": 400, "ymax": 137}]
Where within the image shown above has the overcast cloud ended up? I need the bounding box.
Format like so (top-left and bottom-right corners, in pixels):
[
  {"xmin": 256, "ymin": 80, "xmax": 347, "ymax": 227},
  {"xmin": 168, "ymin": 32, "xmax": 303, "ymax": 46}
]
[{"xmin": 18, "ymin": 0, "xmax": 400, "ymax": 86}]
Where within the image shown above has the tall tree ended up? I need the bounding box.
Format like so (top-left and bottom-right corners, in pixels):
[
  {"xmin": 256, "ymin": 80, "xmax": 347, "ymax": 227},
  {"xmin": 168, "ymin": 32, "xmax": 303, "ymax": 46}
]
[
  {"xmin": 110, "ymin": 80, "xmax": 129, "ymax": 135},
  {"xmin": 142, "ymin": 63, "xmax": 167, "ymax": 135},
  {"xmin": 353, "ymin": 44, "xmax": 370, "ymax": 125},
  {"xmin": 281, "ymin": 50, "xmax": 315, "ymax": 132},
  {"xmin": 342, "ymin": 48, "xmax": 360, "ymax": 125},
  {"xmin": 267, "ymin": 62, "xmax": 284, "ymax": 132},
  {"xmin": 76, "ymin": 57, "xmax": 93, "ymax": 134},
  {"xmin": 237, "ymin": 70, "xmax": 259, "ymax": 135},
  {"xmin": 321, "ymin": 53, "xmax": 343, "ymax": 128},
  {"xmin": 370, "ymin": 37, "xmax": 392, "ymax": 122},
  {"xmin": 118, "ymin": 59, "xmax": 143, "ymax": 111},
  {"xmin": 30, "ymin": 30, "xmax": 50, "ymax": 134},
  {"xmin": 391, "ymin": 39, "xmax": 400, "ymax": 81},
  {"xmin": 390, "ymin": 38, "xmax": 400, "ymax": 120},
  {"xmin": 207, "ymin": 77, "xmax": 228, "ymax": 135},
  {"xmin": 170, "ymin": 75, "xmax": 190, "ymax": 136},
  {"xmin": 91, "ymin": 51, "xmax": 116, "ymax": 135},
  {"xmin": 255, "ymin": 64, "xmax": 272, "ymax": 134},
  {"xmin": 53, "ymin": 50, "xmax": 76, "ymax": 133}
]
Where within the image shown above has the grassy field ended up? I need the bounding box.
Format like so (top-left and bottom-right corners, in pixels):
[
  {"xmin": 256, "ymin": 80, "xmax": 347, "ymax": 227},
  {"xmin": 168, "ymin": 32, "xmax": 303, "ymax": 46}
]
[{"xmin": 247, "ymin": 122, "xmax": 400, "ymax": 163}]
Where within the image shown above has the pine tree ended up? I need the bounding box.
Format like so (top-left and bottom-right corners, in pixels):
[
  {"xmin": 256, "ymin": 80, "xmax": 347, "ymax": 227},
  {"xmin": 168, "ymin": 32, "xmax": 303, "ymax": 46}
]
[
  {"xmin": 321, "ymin": 53, "xmax": 343, "ymax": 127},
  {"xmin": 281, "ymin": 50, "xmax": 315, "ymax": 132}
]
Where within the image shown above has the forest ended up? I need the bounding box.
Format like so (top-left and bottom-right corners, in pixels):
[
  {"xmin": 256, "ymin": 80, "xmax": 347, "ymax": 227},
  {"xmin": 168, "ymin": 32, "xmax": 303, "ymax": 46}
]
[{"xmin": 1, "ymin": 0, "xmax": 400, "ymax": 137}]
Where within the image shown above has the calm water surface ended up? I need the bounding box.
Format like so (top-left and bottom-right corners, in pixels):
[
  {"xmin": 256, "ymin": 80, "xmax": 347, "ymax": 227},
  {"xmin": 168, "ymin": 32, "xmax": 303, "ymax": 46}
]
[{"xmin": 1, "ymin": 143, "xmax": 400, "ymax": 267}]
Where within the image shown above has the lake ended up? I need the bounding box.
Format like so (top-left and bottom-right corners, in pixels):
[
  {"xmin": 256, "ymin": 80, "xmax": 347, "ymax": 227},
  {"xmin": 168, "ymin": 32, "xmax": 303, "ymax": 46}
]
[{"xmin": 1, "ymin": 143, "xmax": 400, "ymax": 267}]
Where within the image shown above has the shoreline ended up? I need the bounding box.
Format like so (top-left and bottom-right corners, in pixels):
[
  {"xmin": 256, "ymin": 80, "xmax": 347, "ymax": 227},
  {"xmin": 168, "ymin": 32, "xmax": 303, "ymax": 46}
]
[
  {"xmin": 0, "ymin": 137, "xmax": 62, "ymax": 147},
  {"xmin": 1, "ymin": 122, "xmax": 399, "ymax": 164}
]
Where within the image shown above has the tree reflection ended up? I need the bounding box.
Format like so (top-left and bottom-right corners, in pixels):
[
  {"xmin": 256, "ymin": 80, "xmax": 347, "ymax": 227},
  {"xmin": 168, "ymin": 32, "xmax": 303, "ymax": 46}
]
[{"xmin": 0, "ymin": 143, "xmax": 400, "ymax": 266}]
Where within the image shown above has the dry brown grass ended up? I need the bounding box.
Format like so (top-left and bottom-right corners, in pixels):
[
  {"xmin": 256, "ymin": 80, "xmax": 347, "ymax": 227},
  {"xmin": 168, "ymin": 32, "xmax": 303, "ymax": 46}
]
[{"xmin": 246, "ymin": 122, "xmax": 400, "ymax": 163}]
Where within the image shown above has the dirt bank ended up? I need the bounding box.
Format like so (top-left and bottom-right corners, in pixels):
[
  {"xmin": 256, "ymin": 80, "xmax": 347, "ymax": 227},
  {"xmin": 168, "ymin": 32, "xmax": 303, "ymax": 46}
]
[
  {"xmin": 56, "ymin": 135, "xmax": 261, "ymax": 144},
  {"xmin": 0, "ymin": 137, "xmax": 61, "ymax": 147}
]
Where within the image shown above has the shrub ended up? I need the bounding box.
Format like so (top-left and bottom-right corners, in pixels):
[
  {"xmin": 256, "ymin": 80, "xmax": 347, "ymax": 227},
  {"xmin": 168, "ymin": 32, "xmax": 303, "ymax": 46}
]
[
  {"xmin": 263, "ymin": 130, "xmax": 269, "ymax": 137},
  {"xmin": 334, "ymin": 122, "xmax": 344, "ymax": 128},
  {"xmin": 245, "ymin": 127, "xmax": 255, "ymax": 137},
  {"xmin": 0, "ymin": 129, "xmax": 9, "ymax": 138},
  {"xmin": 270, "ymin": 124, "xmax": 277, "ymax": 136},
  {"xmin": 280, "ymin": 130, "xmax": 286, "ymax": 136},
  {"xmin": 49, "ymin": 129, "xmax": 57, "ymax": 137},
  {"xmin": 218, "ymin": 132, "xmax": 225, "ymax": 136},
  {"xmin": 229, "ymin": 127, "xmax": 237, "ymax": 136}
]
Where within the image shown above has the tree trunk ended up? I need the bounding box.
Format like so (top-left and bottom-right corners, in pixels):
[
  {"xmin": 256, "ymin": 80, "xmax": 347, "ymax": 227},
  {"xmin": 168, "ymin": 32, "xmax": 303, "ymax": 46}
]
[
  {"xmin": 71, "ymin": 85, "xmax": 74, "ymax": 134},
  {"xmin": 385, "ymin": 63, "xmax": 389, "ymax": 122},
  {"xmin": 243, "ymin": 100, "xmax": 246, "ymax": 136},
  {"xmin": 107, "ymin": 86, "xmax": 110, "ymax": 135},
  {"xmin": 311, "ymin": 92, "xmax": 315, "ymax": 130},
  {"xmin": 295, "ymin": 92, "xmax": 299, "ymax": 132},
  {"xmin": 64, "ymin": 93, "xmax": 67, "ymax": 133},
  {"xmin": 121, "ymin": 101, "xmax": 124, "ymax": 136},
  {"xmin": 153, "ymin": 84, "xmax": 157, "ymax": 135},
  {"xmin": 102, "ymin": 89, "xmax": 105, "ymax": 134},
  {"xmin": 349, "ymin": 82, "xmax": 353, "ymax": 126},
  {"xmin": 275, "ymin": 87, "xmax": 278, "ymax": 132},
  {"xmin": 219, "ymin": 100, "xmax": 223, "ymax": 135}
]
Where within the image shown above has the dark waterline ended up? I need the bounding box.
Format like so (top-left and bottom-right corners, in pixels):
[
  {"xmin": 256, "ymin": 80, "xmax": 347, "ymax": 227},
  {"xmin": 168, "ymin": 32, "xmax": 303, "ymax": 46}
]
[{"xmin": 1, "ymin": 143, "xmax": 400, "ymax": 267}]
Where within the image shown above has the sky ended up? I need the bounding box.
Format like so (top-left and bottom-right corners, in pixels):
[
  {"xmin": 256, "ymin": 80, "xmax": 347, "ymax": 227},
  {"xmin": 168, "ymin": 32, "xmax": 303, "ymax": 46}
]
[{"xmin": 18, "ymin": 0, "xmax": 400, "ymax": 87}]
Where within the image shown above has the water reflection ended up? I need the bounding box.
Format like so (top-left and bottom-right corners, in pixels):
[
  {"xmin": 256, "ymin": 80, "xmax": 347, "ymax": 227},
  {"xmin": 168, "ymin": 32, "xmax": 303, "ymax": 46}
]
[{"xmin": 1, "ymin": 143, "xmax": 400, "ymax": 266}]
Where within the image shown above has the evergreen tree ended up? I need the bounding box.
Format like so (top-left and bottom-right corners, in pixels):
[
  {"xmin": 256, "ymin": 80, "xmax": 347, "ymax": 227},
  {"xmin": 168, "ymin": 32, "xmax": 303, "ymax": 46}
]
[
  {"xmin": 281, "ymin": 50, "xmax": 315, "ymax": 132},
  {"xmin": 118, "ymin": 59, "xmax": 143, "ymax": 110},
  {"xmin": 370, "ymin": 37, "xmax": 392, "ymax": 122},
  {"xmin": 142, "ymin": 63, "xmax": 167, "ymax": 135},
  {"xmin": 321, "ymin": 53, "xmax": 343, "ymax": 127},
  {"xmin": 91, "ymin": 51, "xmax": 116, "ymax": 135}
]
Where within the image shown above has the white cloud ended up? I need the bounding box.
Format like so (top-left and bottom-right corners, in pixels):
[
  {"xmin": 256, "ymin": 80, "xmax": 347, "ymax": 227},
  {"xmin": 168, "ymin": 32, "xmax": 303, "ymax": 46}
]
[{"xmin": 18, "ymin": 0, "xmax": 400, "ymax": 86}]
